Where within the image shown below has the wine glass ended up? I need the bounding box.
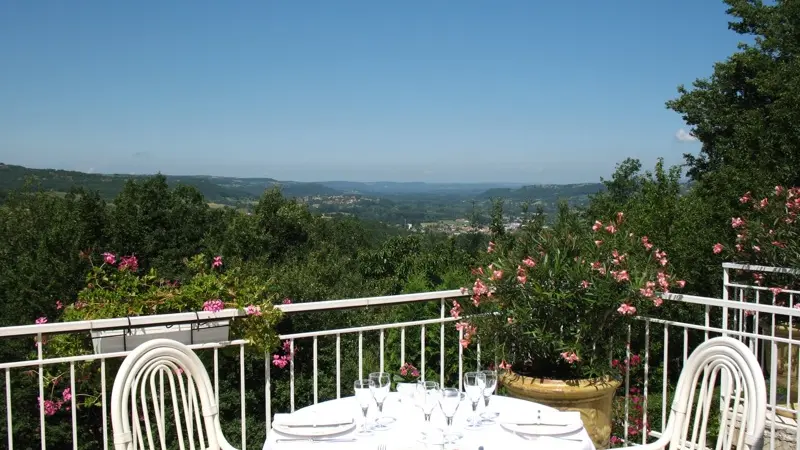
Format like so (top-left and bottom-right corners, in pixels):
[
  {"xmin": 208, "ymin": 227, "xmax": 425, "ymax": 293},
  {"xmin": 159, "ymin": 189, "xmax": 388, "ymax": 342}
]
[
  {"xmin": 415, "ymin": 380, "xmax": 439, "ymax": 422},
  {"xmin": 479, "ymin": 369, "xmax": 499, "ymax": 422},
  {"xmin": 438, "ymin": 388, "xmax": 464, "ymax": 429},
  {"xmin": 368, "ymin": 372, "xmax": 393, "ymax": 429},
  {"xmin": 353, "ymin": 379, "xmax": 375, "ymax": 435},
  {"xmin": 463, "ymin": 371, "xmax": 487, "ymax": 428}
]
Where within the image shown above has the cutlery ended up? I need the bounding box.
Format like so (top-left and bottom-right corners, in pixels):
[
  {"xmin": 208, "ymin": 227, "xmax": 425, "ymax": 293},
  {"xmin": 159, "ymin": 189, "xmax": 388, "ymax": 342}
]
[
  {"xmin": 275, "ymin": 438, "xmax": 358, "ymax": 443},
  {"xmin": 282, "ymin": 421, "xmax": 353, "ymax": 428},
  {"xmin": 510, "ymin": 421, "xmax": 569, "ymax": 426}
]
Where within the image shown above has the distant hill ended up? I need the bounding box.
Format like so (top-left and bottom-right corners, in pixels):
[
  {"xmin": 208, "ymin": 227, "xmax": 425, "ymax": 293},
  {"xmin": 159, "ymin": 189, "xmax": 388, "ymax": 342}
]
[
  {"xmin": 0, "ymin": 163, "xmax": 341, "ymax": 203},
  {"xmin": 478, "ymin": 183, "xmax": 606, "ymax": 203},
  {"xmin": 320, "ymin": 181, "xmax": 525, "ymax": 195}
]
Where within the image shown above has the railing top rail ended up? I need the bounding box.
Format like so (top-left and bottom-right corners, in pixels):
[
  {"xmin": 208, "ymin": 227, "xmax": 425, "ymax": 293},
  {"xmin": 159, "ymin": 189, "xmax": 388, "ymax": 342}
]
[
  {"xmin": 722, "ymin": 262, "xmax": 800, "ymax": 275},
  {"xmin": 0, "ymin": 289, "xmax": 467, "ymax": 338},
  {"xmin": 661, "ymin": 292, "xmax": 800, "ymax": 318}
]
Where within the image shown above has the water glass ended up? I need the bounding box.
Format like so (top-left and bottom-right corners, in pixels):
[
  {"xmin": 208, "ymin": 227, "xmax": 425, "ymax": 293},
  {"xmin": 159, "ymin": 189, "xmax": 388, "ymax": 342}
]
[
  {"xmin": 463, "ymin": 371, "xmax": 487, "ymax": 428},
  {"xmin": 479, "ymin": 369, "xmax": 499, "ymax": 421},
  {"xmin": 415, "ymin": 380, "xmax": 439, "ymax": 422},
  {"xmin": 438, "ymin": 388, "xmax": 464, "ymax": 428},
  {"xmin": 353, "ymin": 379, "xmax": 375, "ymax": 435},
  {"xmin": 368, "ymin": 372, "xmax": 393, "ymax": 429}
]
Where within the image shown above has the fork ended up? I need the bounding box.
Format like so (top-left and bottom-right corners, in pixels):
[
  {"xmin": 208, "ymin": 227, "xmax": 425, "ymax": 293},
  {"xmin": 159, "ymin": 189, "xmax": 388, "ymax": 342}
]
[{"xmin": 377, "ymin": 445, "xmax": 386, "ymax": 450}]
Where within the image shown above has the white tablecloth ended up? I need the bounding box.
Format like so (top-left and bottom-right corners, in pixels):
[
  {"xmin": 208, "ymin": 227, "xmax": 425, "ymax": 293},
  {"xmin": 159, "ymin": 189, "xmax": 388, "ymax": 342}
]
[{"xmin": 263, "ymin": 392, "xmax": 596, "ymax": 450}]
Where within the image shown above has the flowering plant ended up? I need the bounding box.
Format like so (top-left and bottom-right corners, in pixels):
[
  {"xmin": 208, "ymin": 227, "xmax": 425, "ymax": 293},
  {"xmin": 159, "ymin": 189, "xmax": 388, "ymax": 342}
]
[
  {"xmin": 393, "ymin": 362, "xmax": 421, "ymax": 383},
  {"xmin": 457, "ymin": 206, "xmax": 686, "ymax": 380},
  {"xmin": 711, "ymin": 186, "xmax": 800, "ymax": 323},
  {"xmin": 712, "ymin": 186, "xmax": 800, "ymax": 269},
  {"xmin": 33, "ymin": 253, "xmax": 283, "ymax": 414}
]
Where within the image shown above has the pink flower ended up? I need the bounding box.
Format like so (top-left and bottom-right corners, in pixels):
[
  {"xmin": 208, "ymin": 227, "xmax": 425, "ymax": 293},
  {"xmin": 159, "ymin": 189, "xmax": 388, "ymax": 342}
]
[
  {"xmin": 712, "ymin": 243, "xmax": 724, "ymax": 254},
  {"xmin": 37, "ymin": 397, "xmax": 62, "ymax": 416},
  {"xmin": 641, "ymin": 236, "xmax": 653, "ymax": 251},
  {"xmin": 487, "ymin": 241, "xmax": 495, "ymax": 253},
  {"xmin": 473, "ymin": 279, "xmax": 489, "ymax": 296},
  {"xmin": 74, "ymin": 301, "xmax": 86, "ymax": 310},
  {"xmin": 282, "ymin": 298, "xmax": 292, "ymax": 304},
  {"xmin": 101, "ymin": 252, "xmax": 116, "ymax": 265},
  {"xmin": 580, "ymin": 280, "xmax": 591, "ymax": 289},
  {"xmin": 653, "ymin": 297, "xmax": 663, "ymax": 307},
  {"xmin": 739, "ymin": 192, "xmax": 752, "ymax": 203},
  {"xmin": 202, "ymin": 299, "xmax": 224, "ymax": 313},
  {"xmin": 731, "ymin": 217, "xmax": 745, "ymax": 228},
  {"xmin": 212, "ymin": 256, "xmax": 223, "ymax": 268},
  {"xmin": 604, "ymin": 224, "xmax": 617, "ymax": 234},
  {"xmin": 498, "ymin": 360, "xmax": 512, "ymax": 370},
  {"xmin": 753, "ymin": 245, "xmax": 761, "ymax": 252},
  {"xmin": 617, "ymin": 303, "xmax": 637, "ymax": 315},
  {"xmin": 776, "ymin": 186, "xmax": 785, "ymax": 196},
  {"xmin": 592, "ymin": 220, "xmax": 603, "ymax": 231},
  {"xmin": 560, "ymin": 352, "xmax": 580, "ymax": 364},
  {"xmin": 507, "ymin": 316, "xmax": 514, "ymax": 324},
  {"xmin": 450, "ymin": 301, "xmax": 463, "ymax": 319},
  {"xmin": 118, "ymin": 255, "xmax": 139, "ymax": 271},
  {"xmin": 490, "ymin": 270, "xmax": 503, "ymax": 281},
  {"xmin": 758, "ymin": 198, "xmax": 769, "ymax": 209},
  {"xmin": 522, "ymin": 257, "xmax": 536, "ymax": 268},
  {"xmin": 272, "ymin": 354, "xmax": 289, "ymax": 368},
  {"xmin": 594, "ymin": 240, "xmax": 603, "ymax": 247},
  {"xmin": 675, "ymin": 280, "xmax": 686, "ymax": 288},
  {"xmin": 35, "ymin": 317, "xmax": 47, "ymax": 325},
  {"xmin": 244, "ymin": 305, "xmax": 262, "ymax": 316},
  {"xmin": 770, "ymin": 287, "xmax": 784, "ymax": 296},
  {"xmin": 55, "ymin": 300, "xmax": 63, "ymax": 310},
  {"xmin": 62, "ymin": 388, "xmax": 72, "ymax": 402},
  {"xmin": 616, "ymin": 212, "xmax": 624, "ymax": 223},
  {"xmin": 611, "ymin": 270, "xmax": 630, "ymax": 283}
]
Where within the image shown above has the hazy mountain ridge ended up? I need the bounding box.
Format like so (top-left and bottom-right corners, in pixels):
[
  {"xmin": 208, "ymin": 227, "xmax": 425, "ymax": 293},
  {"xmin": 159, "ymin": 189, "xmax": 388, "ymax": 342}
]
[{"xmin": 0, "ymin": 163, "xmax": 606, "ymax": 204}]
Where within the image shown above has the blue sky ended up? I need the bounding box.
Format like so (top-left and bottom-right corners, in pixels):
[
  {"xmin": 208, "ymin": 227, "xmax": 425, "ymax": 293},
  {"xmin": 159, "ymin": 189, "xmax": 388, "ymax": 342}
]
[{"xmin": 0, "ymin": 1, "xmax": 744, "ymax": 183}]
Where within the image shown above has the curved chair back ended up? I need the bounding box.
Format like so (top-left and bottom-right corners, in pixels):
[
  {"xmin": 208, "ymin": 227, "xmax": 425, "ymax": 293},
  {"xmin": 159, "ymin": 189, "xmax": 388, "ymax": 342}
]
[{"xmin": 110, "ymin": 338, "xmax": 236, "ymax": 450}]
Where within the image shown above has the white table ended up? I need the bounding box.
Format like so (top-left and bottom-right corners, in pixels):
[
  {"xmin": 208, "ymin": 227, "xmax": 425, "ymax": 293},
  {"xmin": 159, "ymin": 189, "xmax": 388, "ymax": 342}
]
[{"xmin": 263, "ymin": 392, "xmax": 596, "ymax": 450}]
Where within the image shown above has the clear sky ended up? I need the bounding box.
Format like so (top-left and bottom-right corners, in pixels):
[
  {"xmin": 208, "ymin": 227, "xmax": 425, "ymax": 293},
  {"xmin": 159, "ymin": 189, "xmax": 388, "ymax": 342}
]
[{"xmin": 0, "ymin": 1, "xmax": 743, "ymax": 183}]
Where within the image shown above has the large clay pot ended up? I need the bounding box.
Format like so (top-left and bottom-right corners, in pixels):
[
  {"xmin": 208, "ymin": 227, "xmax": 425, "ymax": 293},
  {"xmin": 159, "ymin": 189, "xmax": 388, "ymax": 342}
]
[{"xmin": 500, "ymin": 371, "xmax": 620, "ymax": 449}]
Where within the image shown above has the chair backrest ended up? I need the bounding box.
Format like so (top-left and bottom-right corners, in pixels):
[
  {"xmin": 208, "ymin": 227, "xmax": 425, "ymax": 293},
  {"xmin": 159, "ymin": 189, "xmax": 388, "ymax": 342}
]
[
  {"xmin": 110, "ymin": 338, "xmax": 236, "ymax": 450},
  {"xmin": 658, "ymin": 336, "xmax": 767, "ymax": 450}
]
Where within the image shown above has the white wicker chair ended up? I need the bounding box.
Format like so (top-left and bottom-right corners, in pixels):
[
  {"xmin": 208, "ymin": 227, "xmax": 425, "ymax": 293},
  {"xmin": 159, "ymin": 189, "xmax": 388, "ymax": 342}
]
[
  {"xmin": 627, "ymin": 336, "xmax": 767, "ymax": 450},
  {"xmin": 110, "ymin": 338, "xmax": 237, "ymax": 450}
]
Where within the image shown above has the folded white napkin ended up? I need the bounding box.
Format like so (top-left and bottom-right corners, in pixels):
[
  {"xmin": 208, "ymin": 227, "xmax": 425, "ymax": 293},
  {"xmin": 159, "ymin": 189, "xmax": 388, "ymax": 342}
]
[{"xmin": 272, "ymin": 413, "xmax": 353, "ymax": 427}]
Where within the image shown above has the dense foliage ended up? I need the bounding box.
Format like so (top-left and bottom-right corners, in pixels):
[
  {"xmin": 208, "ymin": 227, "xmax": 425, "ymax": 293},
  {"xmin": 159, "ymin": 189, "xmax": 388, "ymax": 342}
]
[{"xmin": 461, "ymin": 205, "xmax": 685, "ymax": 379}]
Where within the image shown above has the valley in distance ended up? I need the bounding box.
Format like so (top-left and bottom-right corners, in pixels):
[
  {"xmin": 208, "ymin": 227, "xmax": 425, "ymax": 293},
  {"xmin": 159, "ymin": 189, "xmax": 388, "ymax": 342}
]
[{"xmin": 0, "ymin": 163, "xmax": 606, "ymax": 235}]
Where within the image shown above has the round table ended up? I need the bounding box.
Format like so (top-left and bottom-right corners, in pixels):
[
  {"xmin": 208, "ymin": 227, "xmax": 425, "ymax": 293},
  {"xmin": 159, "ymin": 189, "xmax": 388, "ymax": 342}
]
[{"xmin": 263, "ymin": 392, "xmax": 595, "ymax": 450}]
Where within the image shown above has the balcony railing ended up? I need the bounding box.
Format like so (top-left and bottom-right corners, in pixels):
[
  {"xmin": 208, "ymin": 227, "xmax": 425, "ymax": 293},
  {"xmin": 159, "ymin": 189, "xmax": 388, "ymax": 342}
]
[{"xmin": 1, "ymin": 266, "xmax": 800, "ymax": 449}]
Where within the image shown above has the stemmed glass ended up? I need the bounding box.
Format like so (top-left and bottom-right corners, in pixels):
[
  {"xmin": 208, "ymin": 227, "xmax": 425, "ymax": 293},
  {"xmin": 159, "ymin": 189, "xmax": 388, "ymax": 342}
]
[
  {"xmin": 368, "ymin": 372, "xmax": 393, "ymax": 430},
  {"xmin": 353, "ymin": 379, "xmax": 375, "ymax": 435},
  {"xmin": 438, "ymin": 388, "xmax": 465, "ymax": 429},
  {"xmin": 479, "ymin": 369, "xmax": 499, "ymax": 422},
  {"xmin": 463, "ymin": 371, "xmax": 487, "ymax": 428},
  {"xmin": 415, "ymin": 380, "xmax": 439, "ymax": 422}
]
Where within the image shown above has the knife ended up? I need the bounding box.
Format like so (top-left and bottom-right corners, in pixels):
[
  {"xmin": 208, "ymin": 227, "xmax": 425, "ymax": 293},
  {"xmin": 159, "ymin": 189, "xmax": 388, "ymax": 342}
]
[
  {"xmin": 275, "ymin": 438, "xmax": 357, "ymax": 443},
  {"xmin": 281, "ymin": 421, "xmax": 353, "ymax": 428}
]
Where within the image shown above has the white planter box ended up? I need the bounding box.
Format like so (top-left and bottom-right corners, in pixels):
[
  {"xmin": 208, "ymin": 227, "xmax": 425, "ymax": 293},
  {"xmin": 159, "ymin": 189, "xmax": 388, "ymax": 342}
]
[{"xmin": 90, "ymin": 320, "xmax": 230, "ymax": 354}]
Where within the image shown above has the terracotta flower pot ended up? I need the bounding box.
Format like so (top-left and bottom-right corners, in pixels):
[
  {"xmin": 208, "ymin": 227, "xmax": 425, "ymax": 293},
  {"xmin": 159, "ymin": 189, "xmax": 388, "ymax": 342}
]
[{"xmin": 500, "ymin": 370, "xmax": 620, "ymax": 449}]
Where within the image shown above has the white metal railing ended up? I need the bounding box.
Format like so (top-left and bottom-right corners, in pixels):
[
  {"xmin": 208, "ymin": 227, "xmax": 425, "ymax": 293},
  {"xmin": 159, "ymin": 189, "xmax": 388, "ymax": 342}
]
[
  {"xmin": 0, "ymin": 289, "xmax": 471, "ymax": 450},
  {"xmin": 4, "ymin": 273, "xmax": 800, "ymax": 449}
]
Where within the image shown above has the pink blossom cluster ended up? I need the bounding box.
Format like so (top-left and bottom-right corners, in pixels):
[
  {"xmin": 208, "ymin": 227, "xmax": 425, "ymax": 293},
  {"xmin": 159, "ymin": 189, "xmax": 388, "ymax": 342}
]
[
  {"xmin": 244, "ymin": 305, "xmax": 261, "ymax": 316},
  {"xmin": 399, "ymin": 362, "xmax": 420, "ymax": 378},
  {"xmin": 449, "ymin": 300, "xmax": 463, "ymax": 319},
  {"xmin": 212, "ymin": 256, "xmax": 223, "ymax": 268},
  {"xmin": 202, "ymin": 299, "xmax": 224, "ymax": 313},
  {"xmin": 272, "ymin": 340, "xmax": 294, "ymax": 368},
  {"xmin": 455, "ymin": 321, "xmax": 477, "ymax": 348},
  {"xmin": 37, "ymin": 388, "xmax": 72, "ymax": 416},
  {"xmin": 560, "ymin": 351, "xmax": 580, "ymax": 364},
  {"xmin": 610, "ymin": 387, "xmax": 650, "ymax": 446}
]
